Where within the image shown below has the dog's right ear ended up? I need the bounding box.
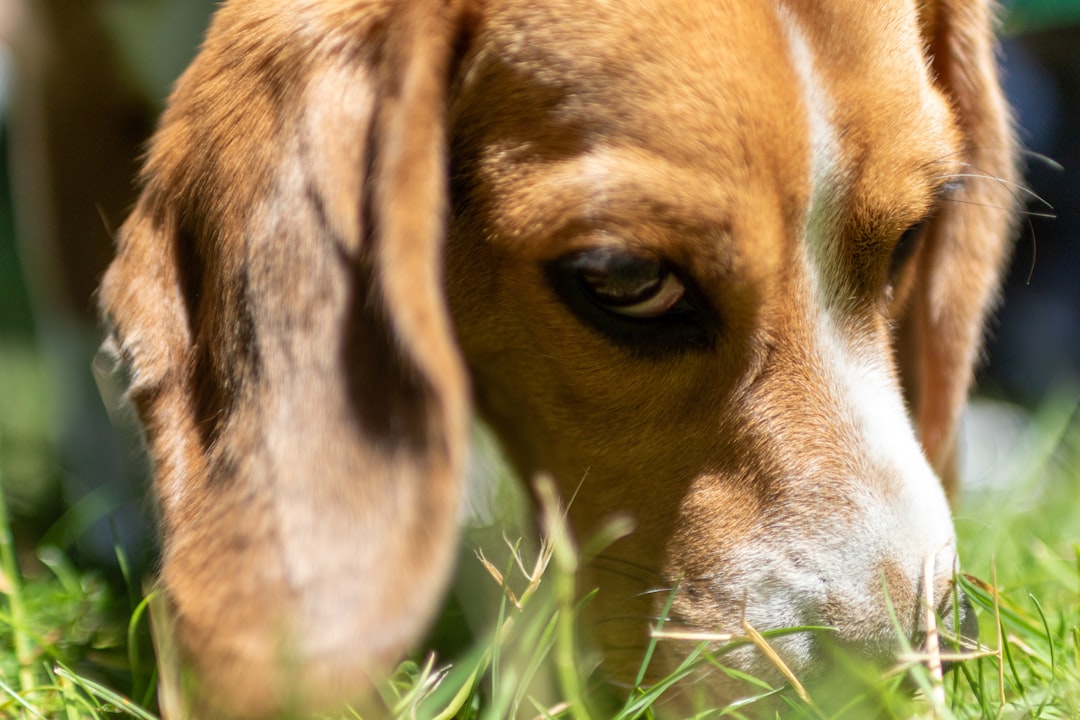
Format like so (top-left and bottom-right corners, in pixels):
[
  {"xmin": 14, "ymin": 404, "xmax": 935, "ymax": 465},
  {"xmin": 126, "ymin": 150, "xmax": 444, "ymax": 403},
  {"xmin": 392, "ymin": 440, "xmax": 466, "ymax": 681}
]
[
  {"xmin": 898, "ymin": 0, "xmax": 1018, "ymax": 500},
  {"xmin": 100, "ymin": 1, "xmax": 475, "ymax": 716}
]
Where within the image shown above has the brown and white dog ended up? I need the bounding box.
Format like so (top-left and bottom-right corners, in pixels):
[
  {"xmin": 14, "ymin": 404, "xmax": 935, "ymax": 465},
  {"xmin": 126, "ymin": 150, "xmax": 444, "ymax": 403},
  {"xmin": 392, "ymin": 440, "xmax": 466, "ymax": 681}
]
[{"xmin": 100, "ymin": 0, "xmax": 1018, "ymax": 716}]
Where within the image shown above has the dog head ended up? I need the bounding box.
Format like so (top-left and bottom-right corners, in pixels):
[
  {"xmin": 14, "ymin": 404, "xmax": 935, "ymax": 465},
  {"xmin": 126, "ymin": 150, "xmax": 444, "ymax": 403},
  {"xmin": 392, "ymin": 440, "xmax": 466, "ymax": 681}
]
[{"xmin": 100, "ymin": 0, "xmax": 1016, "ymax": 715}]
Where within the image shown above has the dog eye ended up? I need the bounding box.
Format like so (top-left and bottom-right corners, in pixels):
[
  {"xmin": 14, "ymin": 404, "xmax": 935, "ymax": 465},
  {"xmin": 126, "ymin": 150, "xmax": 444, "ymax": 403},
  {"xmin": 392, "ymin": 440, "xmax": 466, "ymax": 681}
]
[
  {"xmin": 545, "ymin": 248, "xmax": 713, "ymax": 354},
  {"xmin": 889, "ymin": 220, "xmax": 927, "ymax": 280},
  {"xmin": 575, "ymin": 250, "xmax": 688, "ymax": 318}
]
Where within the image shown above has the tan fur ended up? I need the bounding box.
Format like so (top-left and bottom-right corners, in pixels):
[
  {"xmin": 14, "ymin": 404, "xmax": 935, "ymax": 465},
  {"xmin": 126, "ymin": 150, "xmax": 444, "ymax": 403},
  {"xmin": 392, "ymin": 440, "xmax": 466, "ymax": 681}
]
[
  {"xmin": 101, "ymin": 0, "xmax": 1016, "ymax": 716},
  {"xmin": 903, "ymin": 0, "xmax": 1019, "ymax": 494}
]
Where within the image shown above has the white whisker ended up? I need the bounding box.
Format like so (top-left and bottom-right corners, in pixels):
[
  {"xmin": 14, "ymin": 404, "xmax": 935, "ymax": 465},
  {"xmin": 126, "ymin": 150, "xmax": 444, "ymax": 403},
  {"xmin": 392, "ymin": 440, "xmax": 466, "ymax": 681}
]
[
  {"xmin": 936, "ymin": 171, "xmax": 1053, "ymax": 209},
  {"xmin": 942, "ymin": 197, "xmax": 1056, "ymax": 220},
  {"xmin": 1020, "ymin": 148, "xmax": 1064, "ymax": 172}
]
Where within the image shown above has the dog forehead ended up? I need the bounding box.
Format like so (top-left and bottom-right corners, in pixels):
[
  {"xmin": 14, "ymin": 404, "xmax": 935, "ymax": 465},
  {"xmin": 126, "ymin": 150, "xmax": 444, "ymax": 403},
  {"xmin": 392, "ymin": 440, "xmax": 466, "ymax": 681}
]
[
  {"xmin": 453, "ymin": 0, "xmax": 811, "ymax": 250},
  {"xmin": 455, "ymin": 0, "xmax": 955, "ymax": 240},
  {"xmin": 777, "ymin": 0, "xmax": 962, "ymax": 215},
  {"xmin": 466, "ymin": 0, "xmax": 807, "ymax": 152}
]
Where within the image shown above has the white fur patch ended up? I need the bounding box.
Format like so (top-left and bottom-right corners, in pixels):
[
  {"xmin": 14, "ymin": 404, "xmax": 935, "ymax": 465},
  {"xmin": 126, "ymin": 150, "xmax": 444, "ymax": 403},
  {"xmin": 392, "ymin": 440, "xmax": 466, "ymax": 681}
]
[{"xmin": 759, "ymin": 5, "xmax": 957, "ymax": 636}]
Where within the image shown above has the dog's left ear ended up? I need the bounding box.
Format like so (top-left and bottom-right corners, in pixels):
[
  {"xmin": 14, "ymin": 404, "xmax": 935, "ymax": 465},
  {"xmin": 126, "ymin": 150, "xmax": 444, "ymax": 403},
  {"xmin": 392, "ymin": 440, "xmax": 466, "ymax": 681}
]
[{"xmin": 897, "ymin": 0, "xmax": 1019, "ymax": 497}]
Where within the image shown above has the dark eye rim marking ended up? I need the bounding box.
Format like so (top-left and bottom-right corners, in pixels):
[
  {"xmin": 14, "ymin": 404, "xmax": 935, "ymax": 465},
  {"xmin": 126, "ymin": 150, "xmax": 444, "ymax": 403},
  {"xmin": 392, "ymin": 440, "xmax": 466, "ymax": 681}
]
[
  {"xmin": 545, "ymin": 247, "xmax": 716, "ymax": 356},
  {"xmin": 889, "ymin": 219, "xmax": 927, "ymax": 281},
  {"xmin": 887, "ymin": 179, "xmax": 962, "ymax": 283}
]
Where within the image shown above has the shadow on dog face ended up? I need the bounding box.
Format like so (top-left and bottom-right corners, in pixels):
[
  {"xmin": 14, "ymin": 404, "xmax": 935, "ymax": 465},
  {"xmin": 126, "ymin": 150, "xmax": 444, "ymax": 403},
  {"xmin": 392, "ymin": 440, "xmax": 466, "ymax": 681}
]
[
  {"xmin": 444, "ymin": 0, "xmax": 1004, "ymax": 696},
  {"xmin": 100, "ymin": 0, "xmax": 1015, "ymax": 714}
]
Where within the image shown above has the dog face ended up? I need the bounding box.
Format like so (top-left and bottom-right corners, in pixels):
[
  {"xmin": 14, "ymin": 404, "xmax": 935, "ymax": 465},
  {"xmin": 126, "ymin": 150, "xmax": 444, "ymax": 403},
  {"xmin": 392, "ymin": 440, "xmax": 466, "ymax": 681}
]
[
  {"xmin": 100, "ymin": 0, "xmax": 1016, "ymax": 715},
  {"xmin": 444, "ymin": 0, "xmax": 1007, "ymax": 688}
]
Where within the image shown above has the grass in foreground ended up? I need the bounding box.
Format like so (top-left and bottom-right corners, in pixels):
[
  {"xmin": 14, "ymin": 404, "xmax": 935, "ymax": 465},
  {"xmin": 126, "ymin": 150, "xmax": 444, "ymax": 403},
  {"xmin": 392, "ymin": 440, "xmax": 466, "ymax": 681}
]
[{"xmin": 0, "ymin": 394, "xmax": 1078, "ymax": 718}]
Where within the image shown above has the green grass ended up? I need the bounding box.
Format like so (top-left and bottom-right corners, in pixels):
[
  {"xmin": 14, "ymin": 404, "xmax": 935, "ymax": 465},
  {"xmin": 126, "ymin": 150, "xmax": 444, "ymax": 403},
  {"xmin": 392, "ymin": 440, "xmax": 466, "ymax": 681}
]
[
  {"xmin": 0, "ymin": 456, "xmax": 156, "ymax": 718},
  {"xmin": 376, "ymin": 396, "xmax": 1080, "ymax": 720},
  {"xmin": 0, "ymin": 347, "xmax": 1078, "ymax": 718}
]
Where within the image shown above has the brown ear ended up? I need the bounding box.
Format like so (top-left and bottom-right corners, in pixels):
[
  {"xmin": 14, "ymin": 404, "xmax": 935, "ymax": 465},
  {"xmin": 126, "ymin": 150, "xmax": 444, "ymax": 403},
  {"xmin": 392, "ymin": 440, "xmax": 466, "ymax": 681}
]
[
  {"xmin": 898, "ymin": 0, "xmax": 1019, "ymax": 499},
  {"xmin": 100, "ymin": 1, "xmax": 473, "ymax": 716}
]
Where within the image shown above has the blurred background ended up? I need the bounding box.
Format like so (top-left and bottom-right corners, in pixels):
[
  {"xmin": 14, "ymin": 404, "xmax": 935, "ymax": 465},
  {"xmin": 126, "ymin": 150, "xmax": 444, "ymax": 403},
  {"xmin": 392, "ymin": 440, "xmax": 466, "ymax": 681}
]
[{"xmin": 0, "ymin": 0, "xmax": 1076, "ymax": 582}]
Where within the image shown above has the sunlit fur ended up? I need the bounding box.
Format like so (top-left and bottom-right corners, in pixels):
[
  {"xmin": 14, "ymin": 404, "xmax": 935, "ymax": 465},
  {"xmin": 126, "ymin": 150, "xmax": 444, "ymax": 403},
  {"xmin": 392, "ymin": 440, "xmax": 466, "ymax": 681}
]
[{"xmin": 100, "ymin": 0, "xmax": 1017, "ymax": 716}]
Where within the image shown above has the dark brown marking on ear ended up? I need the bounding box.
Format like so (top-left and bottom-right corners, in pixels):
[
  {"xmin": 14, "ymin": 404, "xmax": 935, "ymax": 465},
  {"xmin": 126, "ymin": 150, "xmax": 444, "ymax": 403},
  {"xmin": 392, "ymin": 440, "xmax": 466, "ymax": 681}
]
[{"xmin": 100, "ymin": 1, "xmax": 478, "ymax": 716}]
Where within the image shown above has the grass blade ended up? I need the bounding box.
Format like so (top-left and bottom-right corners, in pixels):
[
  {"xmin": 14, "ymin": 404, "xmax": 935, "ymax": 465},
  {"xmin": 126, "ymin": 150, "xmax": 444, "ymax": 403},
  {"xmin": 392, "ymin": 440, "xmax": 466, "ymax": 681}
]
[{"xmin": 53, "ymin": 665, "xmax": 159, "ymax": 720}]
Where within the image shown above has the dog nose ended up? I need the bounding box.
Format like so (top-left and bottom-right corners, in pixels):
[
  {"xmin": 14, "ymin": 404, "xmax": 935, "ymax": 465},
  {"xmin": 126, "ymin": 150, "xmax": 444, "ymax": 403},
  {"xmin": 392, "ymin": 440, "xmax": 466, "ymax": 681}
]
[{"xmin": 937, "ymin": 586, "xmax": 979, "ymax": 667}]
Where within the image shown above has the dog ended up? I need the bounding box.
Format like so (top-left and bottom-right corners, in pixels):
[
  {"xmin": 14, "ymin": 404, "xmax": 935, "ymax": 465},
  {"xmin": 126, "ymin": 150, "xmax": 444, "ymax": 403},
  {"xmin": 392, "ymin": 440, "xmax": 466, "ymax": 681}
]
[{"xmin": 99, "ymin": 0, "xmax": 1018, "ymax": 715}]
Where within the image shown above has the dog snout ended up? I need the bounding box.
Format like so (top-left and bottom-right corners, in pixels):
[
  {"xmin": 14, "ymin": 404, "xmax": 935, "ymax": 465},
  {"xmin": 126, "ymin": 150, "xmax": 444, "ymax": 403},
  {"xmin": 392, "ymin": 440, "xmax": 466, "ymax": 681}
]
[
  {"xmin": 937, "ymin": 586, "xmax": 979, "ymax": 665},
  {"xmin": 821, "ymin": 562, "xmax": 978, "ymax": 672}
]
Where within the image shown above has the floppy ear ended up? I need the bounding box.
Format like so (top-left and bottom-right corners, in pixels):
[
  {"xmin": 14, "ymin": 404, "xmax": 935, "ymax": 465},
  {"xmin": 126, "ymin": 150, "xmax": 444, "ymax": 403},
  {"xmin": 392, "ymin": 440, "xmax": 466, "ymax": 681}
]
[
  {"xmin": 898, "ymin": 0, "xmax": 1018, "ymax": 498},
  {"xmin": 100, "ymin": 1, "xmax": 473, "ymax": 716}
]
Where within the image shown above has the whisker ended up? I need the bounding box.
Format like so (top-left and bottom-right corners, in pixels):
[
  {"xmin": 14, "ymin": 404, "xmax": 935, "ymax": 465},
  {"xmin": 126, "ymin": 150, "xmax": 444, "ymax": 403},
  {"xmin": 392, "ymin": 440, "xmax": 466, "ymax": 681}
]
[
  {"xmin": 1023, "ymin": 214, "xmax": 1038, "ymax": 286},
  {"xmin": 634, "ymin": 587, "xmax": 679, "ymax": 598},
  {"xmin": 915, "ymin": 150, "xmax": 1003, "ymax": 176},
  {"xmin": 586, "ymin": 562, "xmax": 660, "ymax": 585},
  {"xmin": 589, "ymin": 554, "xmax": 663, "ymax": 577},
  {"xmin": 936, "ymin": 170, "xmax": 1053, "ymax": 209},
  {"xmin": 917, "ymin": 157, "xmax": 1047, "ymax": 273},
  {"xmin": 601, "ymin": 677, "xmax": 638, "ymax": 691},
  {"xmin": 589, "ymin": 613, "xmax": 676, "ymax": 627},
  {"xmin": 1020, "ymin": 148, "xmax": 1064, "ymax": 172},
  {"xmin": 938, "ymin": 158, "xmax": 1056, "ymax": 287},
  {"xmin": 925, "ymin": 157, "xmax": 1059, "ymax": 255},
  {"xmin": 942, "ymin": 197, "xmax": 1056, "ymax": 219},
  {"xmin": 1016, "ymin": 209, "xmax": 1057, "ymax": 220},
  {"xmin": 962, "ymin": 171, "xmax": 1051, "ymax": 206}
]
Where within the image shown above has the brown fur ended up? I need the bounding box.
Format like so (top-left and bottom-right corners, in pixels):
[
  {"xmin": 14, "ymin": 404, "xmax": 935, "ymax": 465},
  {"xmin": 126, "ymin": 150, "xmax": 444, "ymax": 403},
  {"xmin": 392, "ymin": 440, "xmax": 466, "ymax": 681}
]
[{"xmin": 100, "ymin": 0, "xmax": 1016, "ymax": 716}]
